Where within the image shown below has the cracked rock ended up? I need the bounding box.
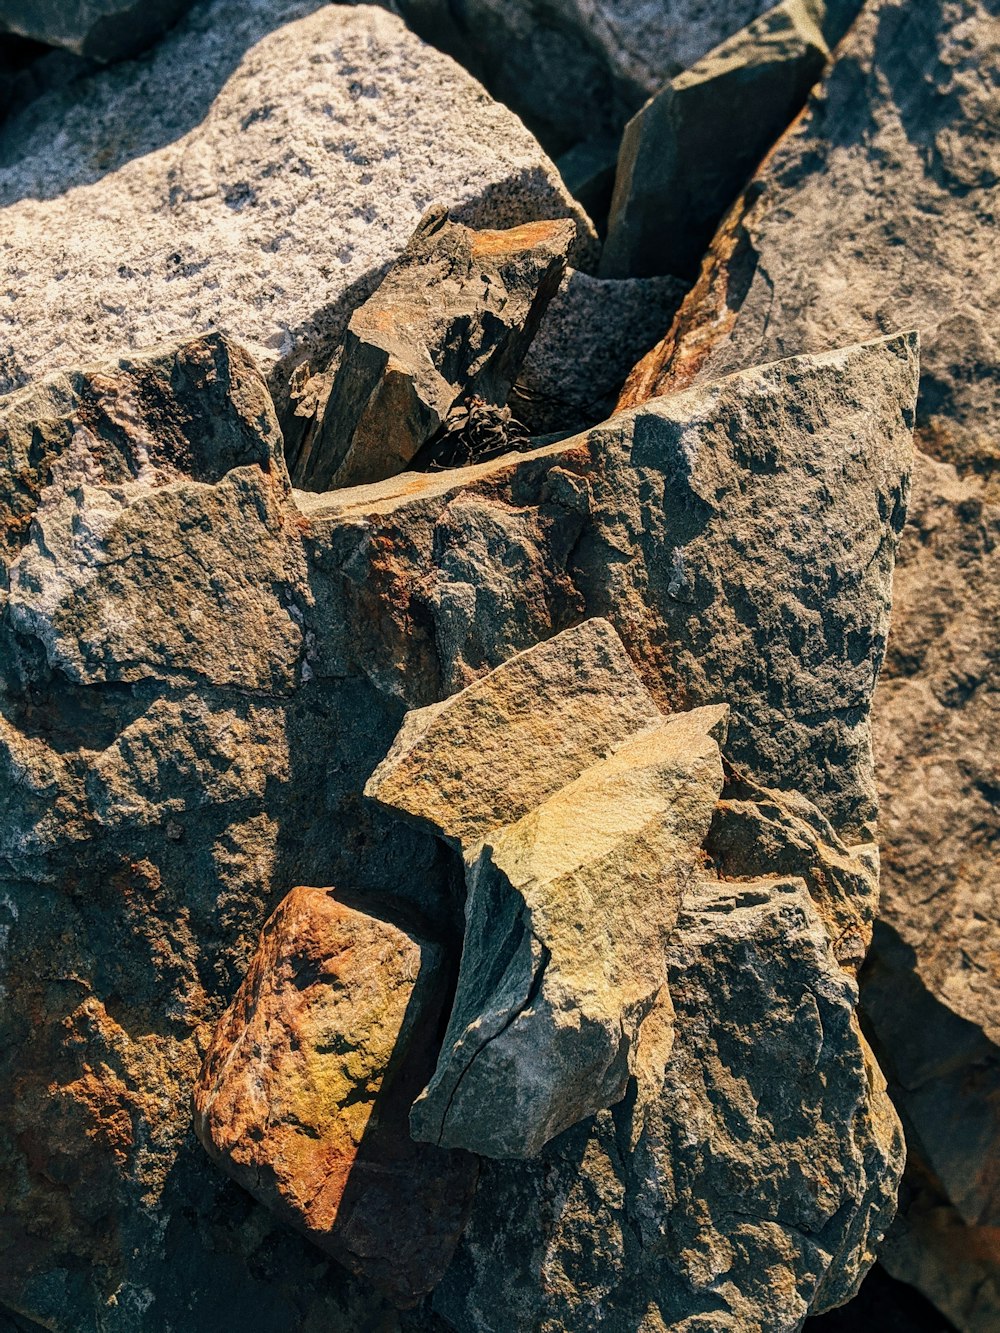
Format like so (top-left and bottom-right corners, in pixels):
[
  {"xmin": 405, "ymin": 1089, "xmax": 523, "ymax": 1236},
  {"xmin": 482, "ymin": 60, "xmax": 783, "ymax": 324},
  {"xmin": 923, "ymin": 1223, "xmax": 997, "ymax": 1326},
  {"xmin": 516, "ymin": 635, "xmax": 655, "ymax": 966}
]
[{"xmin": 292, "ymin": 207, "xmax": 574, "ymax": 491}]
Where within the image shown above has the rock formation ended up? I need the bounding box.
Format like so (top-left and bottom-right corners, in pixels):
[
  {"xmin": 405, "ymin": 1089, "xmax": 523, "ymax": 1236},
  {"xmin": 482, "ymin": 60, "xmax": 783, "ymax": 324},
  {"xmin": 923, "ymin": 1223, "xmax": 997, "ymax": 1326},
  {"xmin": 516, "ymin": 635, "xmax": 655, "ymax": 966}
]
[
  {"xmin": 0, "ymin": 0, "xmax": 978, "ymax": 1326},
  {"xmin": 617, "ymin": 0, "xmax": 1000, "ymax": 1323}
]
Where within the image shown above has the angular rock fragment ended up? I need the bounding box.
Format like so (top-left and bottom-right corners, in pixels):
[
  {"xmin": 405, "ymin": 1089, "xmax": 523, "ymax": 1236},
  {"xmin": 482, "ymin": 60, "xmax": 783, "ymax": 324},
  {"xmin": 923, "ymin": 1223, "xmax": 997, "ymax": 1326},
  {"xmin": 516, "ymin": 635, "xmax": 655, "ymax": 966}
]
[
  {"xmin": 292, "ymin": 208, "xmax": 574, "ymax": 491},
  {"xmin": 0, "ymin": 2, "xmax": 595, "ymax": 411},
  {"xmin": 386, "ymin": 0, "xmax": 861, "ymax": 154},
  {"xmin": 409, "ymin": 704, "xmax": 728, "ymax": 1158},
  {"xmin": 433, "ymin": 875, "xmax": 904, "ymax": 1330},
  {"xmin": 193, "ymin": 886, "xmax": 477, "ymax": 1307},
  {"xmin": 600, "ymin": 0, "xmax": 830, "ymax": 280},
  {"xmin": 509, "ymin": 267, "xmax": 689, "ymax": 435},
  {"xmin": 707, "ymin": 763, "xmax": 880, "ymax": 970},
  {"xmin": 366, "ymin": 617, "xmax": 664, "ymax": 849},
  {"xmin": 0, "ymin": 0, "xmax": 191, "ymax": 60}
]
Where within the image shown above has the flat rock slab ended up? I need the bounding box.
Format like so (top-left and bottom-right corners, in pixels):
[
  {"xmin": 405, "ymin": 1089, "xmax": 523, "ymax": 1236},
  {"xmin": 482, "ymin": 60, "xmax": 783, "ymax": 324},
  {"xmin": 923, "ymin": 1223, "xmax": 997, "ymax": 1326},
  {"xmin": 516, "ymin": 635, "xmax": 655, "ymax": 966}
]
[
  {"xmin": 600, "ymin": 0, "xmax": 829, "ymax": 280},
  {"xmin": 294, "ymin": 208, "xmax": 574, "ymax": 490},
  {"xmin": 0, "ymin": 0, "xmax": 191, "ymax": 60},
  {"xmin": 193, "ymin": 886, "xmax": 477, "ymax": 1307},
  {"xmin": 366, "ymin": 617, "xmax": 663, "ymax": 849},
  {"xmin": 409, "ymin": 704, "xmax": 728, "ymax": 1158},
  {"xmin": 0, "ymin": 1, "xmax": 594, "ymax": 411},
  {"xmin": 432, "ymin": 874, "xmax": 904, "ymax": 1330}
]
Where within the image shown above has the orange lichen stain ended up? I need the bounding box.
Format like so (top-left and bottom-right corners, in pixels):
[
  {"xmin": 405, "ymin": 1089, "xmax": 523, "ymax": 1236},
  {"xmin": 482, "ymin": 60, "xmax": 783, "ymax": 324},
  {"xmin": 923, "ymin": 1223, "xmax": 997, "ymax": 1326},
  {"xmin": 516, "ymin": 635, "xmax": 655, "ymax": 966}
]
[{"xmin": 470, "ymin": 218, "xmax": 570, "ymax": 258}]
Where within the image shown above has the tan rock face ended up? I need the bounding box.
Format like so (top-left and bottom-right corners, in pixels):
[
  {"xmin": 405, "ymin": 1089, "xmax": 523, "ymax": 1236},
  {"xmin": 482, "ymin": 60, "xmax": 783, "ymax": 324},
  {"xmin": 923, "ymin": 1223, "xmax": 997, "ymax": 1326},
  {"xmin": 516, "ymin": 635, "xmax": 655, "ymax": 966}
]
[{"xmin": 193, "ymin": 886, "xmax": 477, "ymax": 1307}]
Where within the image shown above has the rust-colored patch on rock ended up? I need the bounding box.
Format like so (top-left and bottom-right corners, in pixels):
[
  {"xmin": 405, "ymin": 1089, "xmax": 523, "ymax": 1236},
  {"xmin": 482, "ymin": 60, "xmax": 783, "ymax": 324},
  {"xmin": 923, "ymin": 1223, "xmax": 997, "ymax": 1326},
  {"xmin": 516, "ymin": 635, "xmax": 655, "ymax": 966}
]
[{"xmin": 192, "ymin": 886, "xmax": 477, "ymax": 1307}]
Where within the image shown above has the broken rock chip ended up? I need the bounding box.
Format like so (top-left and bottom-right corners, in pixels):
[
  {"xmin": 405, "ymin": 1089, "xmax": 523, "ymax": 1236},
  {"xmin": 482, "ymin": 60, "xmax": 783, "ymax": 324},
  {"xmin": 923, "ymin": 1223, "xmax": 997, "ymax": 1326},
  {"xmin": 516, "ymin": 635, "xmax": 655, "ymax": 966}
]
[
  {"xmin": 409, "ymin": 704, "xmax": 728, "ymax": 1159},
  {"xmin": 433, "ymin": 874, "xmax": 904, "ymax": 1330},
  {"xmin": 707, "ymin": 762, "xmax": 880, "ymax": 970},
  {"xmin": 0, "ymin": 2, "xmax": 595, "ymax": 410},
  {"xmin": 193, "ymin": 886, "xmax": 477, "ymax": 1307},
  {"xmin": 366, "ymin": 617, "xmax": 664, "ymax": 849},
  {"xmin": 600, "ymin": 0, "xmax": 830, "ymax": 280},
  {"xmin": 293, "ymin": 208, "xmax": 575, "ymax": 491}
]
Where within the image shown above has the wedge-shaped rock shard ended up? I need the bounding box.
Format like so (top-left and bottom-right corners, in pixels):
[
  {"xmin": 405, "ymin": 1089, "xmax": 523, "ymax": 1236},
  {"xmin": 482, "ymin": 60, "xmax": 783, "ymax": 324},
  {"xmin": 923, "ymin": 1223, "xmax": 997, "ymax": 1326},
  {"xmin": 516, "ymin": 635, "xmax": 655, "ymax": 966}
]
[
  {"xmin": 600, "ymin": 0, "xmax": 830, "ymax": 280},
  {"xmin": 366, "ymin": 617, "xmax": 663, "ymax": 849},
  {"xmin": 294, "ymin": 209, "xmax": 575, "ymax": 490},
  {"xmin": 409, "ymin": 704, "xmax": 728, "ymax": 1158},
  {"xmin": 193, "ymin": 886, "xmax": 477, "ymax": 1308}
]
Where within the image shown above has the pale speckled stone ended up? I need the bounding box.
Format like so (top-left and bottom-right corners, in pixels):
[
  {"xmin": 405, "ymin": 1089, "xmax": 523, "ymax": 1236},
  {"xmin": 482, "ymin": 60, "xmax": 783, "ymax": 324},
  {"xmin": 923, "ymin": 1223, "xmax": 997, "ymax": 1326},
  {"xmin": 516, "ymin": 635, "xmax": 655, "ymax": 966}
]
[{"xmin": 0, "ymin": 1, "xmax": 595, "ymax": 408}]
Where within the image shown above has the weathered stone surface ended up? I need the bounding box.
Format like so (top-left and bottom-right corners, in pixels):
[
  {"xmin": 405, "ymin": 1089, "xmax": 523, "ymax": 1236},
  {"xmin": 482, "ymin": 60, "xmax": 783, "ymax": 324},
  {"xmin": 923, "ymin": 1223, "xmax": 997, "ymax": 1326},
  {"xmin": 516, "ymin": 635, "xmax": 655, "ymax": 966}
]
[
  {"xmin": 432, "ymin": 874, "xmax": 904, "ymax": 1330},
  {"xmin": 0, "ymin": 1, "xmax": 595, "ymax": 414},
  {"xmin": 193, "ymin": 886, "xmax": 476, "ymax": 1306},
  {"xmin": 0, "ymin": 327, "xmax": 913, "ymax": 1327},
  {"xmin": 366, "ymin": 617, "xmax": 663, "ymax": 849},
  {"xmin": 707, "ymin": 763, "xmax": 880, "ymax": 971},
  {"xmin": 293, "ymin": 208, "xmax": 574, "ymax": 491},
  {"xmin": 0, "ymin": 0, "xmax": 191, "ymax": 60},
  {"xmin": 385, "ymin": 0, "xmax": 862, "ymax": 154},
  {"xmin": 509, "ymin": 268, "xmax": 688, "ymax": 436},
  {"xmin": 600, "ymin": 0, "xmax": 830, "ymax": 281},
  {"xmin": 408, "ymin": 703, "xmax": 727, "ymax": 1158},
  {"xmin": 614, "ymin": 5, "xmax": 997, "ymax": 1319}
]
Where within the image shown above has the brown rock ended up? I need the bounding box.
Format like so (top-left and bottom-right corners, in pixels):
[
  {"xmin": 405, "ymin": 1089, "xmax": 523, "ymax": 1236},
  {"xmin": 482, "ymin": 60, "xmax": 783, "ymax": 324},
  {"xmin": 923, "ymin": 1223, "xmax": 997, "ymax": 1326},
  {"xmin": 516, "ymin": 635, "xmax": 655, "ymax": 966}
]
[
  {"xmin": 192, "ymin": 886, "xmax": 477, "ymax": 1307},
  {"xmin": 292, "ymin": 208, "xmax": 575, "ymax": 491}
]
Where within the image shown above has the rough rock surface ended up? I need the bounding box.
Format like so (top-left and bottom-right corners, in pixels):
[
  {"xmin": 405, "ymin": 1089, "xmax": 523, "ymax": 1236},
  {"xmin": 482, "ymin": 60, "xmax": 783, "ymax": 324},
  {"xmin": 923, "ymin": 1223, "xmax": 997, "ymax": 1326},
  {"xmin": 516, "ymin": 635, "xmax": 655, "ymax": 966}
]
[
  {"xmin": 398, "ymin": 692, "xmax": 727, "ymax": 1158},
  {"xmin": 0, "ymin": 327, "xmax": 914, "ymax": 1328},
  {"xmin": 433, "ymin": 874, "xmax": 904, "ymax": 1331},
  {"xmin": 614, "ymin": 4, "xmax": 998, "ymax": 1319},
  {"xmin": 0, "ymin": 0, "xmax": 191, "ymax": 60},
  {"xmin": 509, "ymin": 268, "xmax": 689, "ymax": 436},
  {"xmin": 600, "ymin": 0, "xmax": 829, "ymax": 280},
  {"xmin": 366, "ymin": 618, "xmax": 664, "ymax": 849},
  {"xmin": 385, "ymin": 0, "xmax": 862, "ymax": 154},
  {"xmin": 0, "ymin": 1, "xmax": 594, "ymax": 414},
  {"xmin": 193, "ymin": 886, "xmax": 477, "ymax": 1307},
  {"xmin": 293, "ymin": 208, "xmax": 574, "ymax": 490}
]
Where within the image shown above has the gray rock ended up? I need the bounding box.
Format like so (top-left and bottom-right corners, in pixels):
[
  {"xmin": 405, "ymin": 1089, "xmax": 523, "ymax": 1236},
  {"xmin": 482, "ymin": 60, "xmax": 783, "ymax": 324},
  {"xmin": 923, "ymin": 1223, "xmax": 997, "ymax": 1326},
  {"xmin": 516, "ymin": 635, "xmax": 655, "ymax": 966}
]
[
  {"xmin": 407, "ymin": 704, "xmax": 727, "ymax": 1159},
  {"xmin": 0, "ymin": 2, "xmax": 595, "ymax": 416},
  {"xmin": 384, "ymin": 0, "xmax": 863, "ymax": 155},
  {"xmin": 509, "ymin": 267, "xmax": 688, "ymax": 436},
  {"xmin": 432, "ymin": 874, "xmax": 904, "ymax": 1330},
  {"xmin": 600, "ymin": 0, "xmax": 830, "ymax": 280},
  {"xmin": 0, "ymin": 0, "xmax": 191, "ymax": 60},
  {"xmin": 614, "ymin": 4, "xmax": 999, "ymax": 1318},
  {"xmin": 293, "ymin": 208, "xmax": 574, "ymax": 491}
]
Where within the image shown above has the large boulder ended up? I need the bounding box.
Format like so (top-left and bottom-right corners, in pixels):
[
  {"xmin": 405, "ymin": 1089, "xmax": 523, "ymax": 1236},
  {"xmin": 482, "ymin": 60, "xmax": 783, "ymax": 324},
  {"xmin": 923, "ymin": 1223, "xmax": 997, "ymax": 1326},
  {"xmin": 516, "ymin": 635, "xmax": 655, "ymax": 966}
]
[
  {"xmin": 0, "ymin": 327, "xmax": 915, "ymax": 1328},
  {"xmin": 0, "ymin": 1, "xmax": 594, "ymax": 424},
  {"xmin": 0, "ymin": 0, "xmax": 191, "ymax": 60},
  {"xmin": 614, "ymin": 1, "xmax": 1000, "ymax": 1318}
]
